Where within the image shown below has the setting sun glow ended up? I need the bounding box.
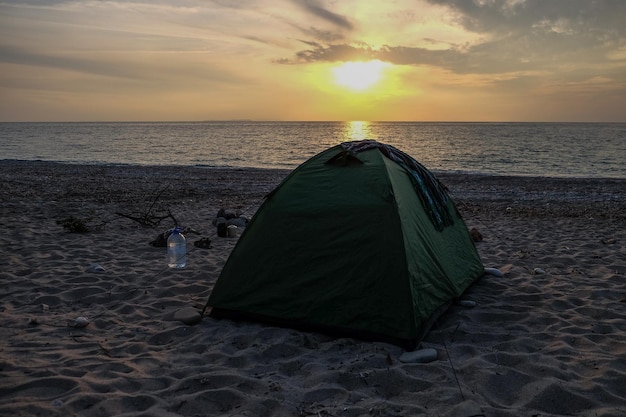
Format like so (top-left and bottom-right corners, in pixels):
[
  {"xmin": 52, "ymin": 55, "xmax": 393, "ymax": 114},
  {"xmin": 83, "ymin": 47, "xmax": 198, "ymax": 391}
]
[{"xmin": 332, "ymin": 60, "xmax": 388, "ymax": 91}]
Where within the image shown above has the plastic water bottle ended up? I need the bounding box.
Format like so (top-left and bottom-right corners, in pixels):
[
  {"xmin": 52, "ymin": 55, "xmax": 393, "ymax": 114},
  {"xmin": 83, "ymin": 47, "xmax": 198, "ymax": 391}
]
[{"xmin": 167, "ymin": 227, "xmax": 186, "ymax": 269}]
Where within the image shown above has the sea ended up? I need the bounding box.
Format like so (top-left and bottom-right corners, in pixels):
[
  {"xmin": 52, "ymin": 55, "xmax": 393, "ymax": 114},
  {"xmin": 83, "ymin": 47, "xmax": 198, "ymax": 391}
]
[{"xmin": 1, "ymin": 121, "xmax": 624, "ymax": 178}]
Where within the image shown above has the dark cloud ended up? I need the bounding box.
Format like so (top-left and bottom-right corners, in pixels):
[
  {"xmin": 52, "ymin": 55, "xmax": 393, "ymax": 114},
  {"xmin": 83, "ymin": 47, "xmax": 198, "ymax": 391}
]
[
  {"xmin": 0, "ymin": 44, "xmax": 142, "ymax": 79},
  {"xmin": 278, "ymin": 18, "xmax": 346, "ymax": 43},
  {"xmin": 295, "ymin": 43, "xmax": 372, "ymax": 62},
  {"xmin": 421, "ymin": 0, "xmax": 626, "ymax": 74},
  {"xmin": 305, "ymin": 26, "xmax": 345, "ymax": 43},
  {"xmin": 280, "ymin": 0, "xmax": 626, "ymax": 81},
  {"xmin": 426, "ymin": 0, "xmax": 626, "ymax": 39},
  {"xmin": 289, "ymin": 0, "xmax": 353, "ymax": 30},
  {"xmin": 0, "ymin": 44, "xmax": 245, "ymax": 86},
  {"xmin": 280, "ymin": 41, "xmax": 469, "ymax": 71}
]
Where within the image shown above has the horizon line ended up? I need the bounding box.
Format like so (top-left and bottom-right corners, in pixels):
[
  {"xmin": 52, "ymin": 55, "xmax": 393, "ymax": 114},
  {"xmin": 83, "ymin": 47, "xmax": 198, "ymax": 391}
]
[{"xmin": 2, "ymin": 120, "xmax": 625, "ymax": 124}]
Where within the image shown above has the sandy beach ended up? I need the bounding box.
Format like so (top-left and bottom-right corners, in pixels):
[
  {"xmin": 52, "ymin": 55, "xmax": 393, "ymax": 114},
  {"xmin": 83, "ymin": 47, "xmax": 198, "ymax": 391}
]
[{"xmin": 1, "ymin": 160, "xmax": 625, "ymax": 417}]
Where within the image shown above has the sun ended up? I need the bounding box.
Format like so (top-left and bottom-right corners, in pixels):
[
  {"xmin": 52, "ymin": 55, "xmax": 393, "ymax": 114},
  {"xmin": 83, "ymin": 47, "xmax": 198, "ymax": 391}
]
[{"xmin": 332, "ymin": 60, "xmax": 388, "ymax": 91}]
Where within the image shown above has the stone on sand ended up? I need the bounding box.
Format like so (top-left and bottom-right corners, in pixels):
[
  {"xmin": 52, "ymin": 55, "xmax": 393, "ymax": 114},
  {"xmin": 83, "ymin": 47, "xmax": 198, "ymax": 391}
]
[{"xmin": 172, "ymin": 307, "xmax": 202, "ymax": 325}]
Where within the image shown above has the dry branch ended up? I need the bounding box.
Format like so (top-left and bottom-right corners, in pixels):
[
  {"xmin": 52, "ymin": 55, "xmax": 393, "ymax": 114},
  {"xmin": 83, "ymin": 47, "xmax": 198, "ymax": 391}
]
[{"xmin": 115, "ymin": 187, "xmax": 179, "ymax": 227}]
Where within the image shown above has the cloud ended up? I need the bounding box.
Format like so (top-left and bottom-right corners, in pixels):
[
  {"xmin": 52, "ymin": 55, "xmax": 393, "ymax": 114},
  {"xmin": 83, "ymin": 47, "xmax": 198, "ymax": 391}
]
[
  {"xmin": 279, "ymin": 0, "xmax": 626, "ymax": 78},
  {"xmin": 1, "ymin": 0, "xmax": 67, "ymax": 4},
  {"xmin": 426, "ymin": 0, "xmax": 626, "ymax": 43},
  {"xmin": 289, "ymin": 0, "xmax": 353, "ymax": 30},
  {"xmin": 294, "ymin": 25, "xmax": 346, "ymax": 43},
  {"xmin": 0, "ymin": 44, "xmax": 142, "ymax": 80},
  {"xmin": 0, "ymin": 41, "xmax": 250, "ymax": 95}
]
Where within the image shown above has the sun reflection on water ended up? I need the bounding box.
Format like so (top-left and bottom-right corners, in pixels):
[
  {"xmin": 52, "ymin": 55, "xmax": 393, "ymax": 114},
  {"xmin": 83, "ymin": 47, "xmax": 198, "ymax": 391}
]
[{"xmin": 344, "ymin": 121, "xmax": 377, "ymax": 142}]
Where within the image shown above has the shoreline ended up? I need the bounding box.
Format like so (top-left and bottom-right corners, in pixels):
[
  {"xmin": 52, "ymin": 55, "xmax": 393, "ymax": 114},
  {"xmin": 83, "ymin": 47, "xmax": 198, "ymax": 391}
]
[
  {"xmin": 2, "ymin": 160, "xmax": 625, "ymax": 218},
  {"xmin": 4, "ymin": 157, "xmax": 626, "ymax": 177},
  {"xmin": 3, "ymin": 158, "xmax": 626, "ymax": 182},
  {"xmin": 1, "ymin": 160, "xmax": 625, "ymax": 416}
]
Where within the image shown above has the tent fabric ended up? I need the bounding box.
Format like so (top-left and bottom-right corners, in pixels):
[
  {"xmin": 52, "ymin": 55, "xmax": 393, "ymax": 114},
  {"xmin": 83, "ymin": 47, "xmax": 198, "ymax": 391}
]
[
  {"xmin": 206, "ymin": 141, "xmax": 484, "ymax": 350},
  {"xmin": 340, "ymin": 140, "xmax": 453, "ymax": 230}
]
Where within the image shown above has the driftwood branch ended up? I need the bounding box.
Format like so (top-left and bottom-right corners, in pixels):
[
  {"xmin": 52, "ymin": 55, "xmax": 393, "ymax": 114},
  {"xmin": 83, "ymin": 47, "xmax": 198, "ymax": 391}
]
[{"xmin": 115, "ymin": 187, "xmax": 179, "ymax": 227}]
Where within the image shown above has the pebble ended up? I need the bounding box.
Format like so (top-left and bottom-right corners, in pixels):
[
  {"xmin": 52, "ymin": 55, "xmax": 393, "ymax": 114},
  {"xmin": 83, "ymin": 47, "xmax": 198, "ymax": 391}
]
[
  {"xmin": 72, "ymin": 316, "xmax": 90, "ymax": 328},
  {"xmin": 533, "ymin": 268, "xmax": 546, "ymax": 275},
  {"xmin": 399, "ymin": 348, "xmax": 438, "ymax": 363},
  {"xmin": 173, "ymin": 307, "xmax": 202, "ymax": 325},
  {"xmin": 87, "ymin": 263, "xmax": 105, "ymax": 273},
  {"xmin": 483, "ymin": 267, "xmax": 503, "ymax": 277},
  {"xmin": 458, "ymin": 299, "xmax": 477, "ymax": 308}
]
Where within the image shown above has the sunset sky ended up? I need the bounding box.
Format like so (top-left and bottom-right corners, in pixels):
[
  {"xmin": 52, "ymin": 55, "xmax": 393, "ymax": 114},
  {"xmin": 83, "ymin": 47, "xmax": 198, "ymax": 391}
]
[{"xmin": 1, "ymin": 0, "xmax": 625, "ymax": 122}]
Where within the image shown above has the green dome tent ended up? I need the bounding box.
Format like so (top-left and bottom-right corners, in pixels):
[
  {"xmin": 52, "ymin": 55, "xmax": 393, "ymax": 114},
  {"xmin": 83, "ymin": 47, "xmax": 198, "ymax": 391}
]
[{"xmin": 205, "ymin": 141, "xmax": 484, "ymax": 350}]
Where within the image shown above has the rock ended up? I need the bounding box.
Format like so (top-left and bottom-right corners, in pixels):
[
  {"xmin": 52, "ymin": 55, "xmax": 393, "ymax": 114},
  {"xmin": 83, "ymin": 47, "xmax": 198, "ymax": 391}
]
[
  {"xmin": 533, "ymin": 267, "xmax": 546, "ymax": 275},
  {"xmin": 173, "ymin": 307, "xmax": 202, "ymax": 325},
  {"xmin": 399, "ymin": 348, "xmax": 438, "ymax": 363},
  {"xmin": 483, "ymin": 267, "xmax": 503, "ymax": 277},
  {"xmin": 469, "ymin": 227, "xmax": 483, "ymax": 242},
  {"xmin": 71, "ymin": 316, "xmax": 90, "ymax": 328},
  {"xmin": 86, "ymin": 263, "xmax": 105, "ymax": 273},
  {"xmin": 458, "ymin": 299, "xmax": 477, "ymax": 308}
]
